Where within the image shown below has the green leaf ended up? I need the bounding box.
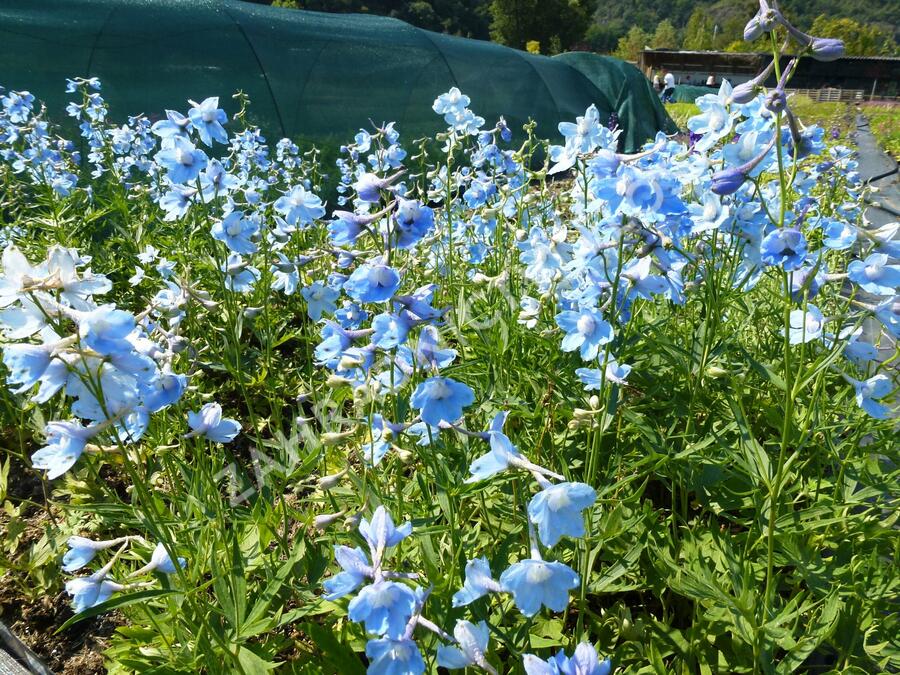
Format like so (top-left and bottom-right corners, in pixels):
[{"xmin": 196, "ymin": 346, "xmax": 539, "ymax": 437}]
[
  {"xmin": 237, "ymin": 646, "xmax": 280, "ymax": 674},
  {"xmin": 300, "ymin": 622, "xmax": 365, "ymax": 675}
]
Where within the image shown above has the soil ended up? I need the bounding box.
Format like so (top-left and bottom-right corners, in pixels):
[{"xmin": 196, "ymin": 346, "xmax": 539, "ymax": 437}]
[
  {"xmin": 0, "ymin": 562, "xmax": 125, "ymax": 674},
  {"xmin": 0, "ymin": 456, "xmax": 122, "ymax": 674}
]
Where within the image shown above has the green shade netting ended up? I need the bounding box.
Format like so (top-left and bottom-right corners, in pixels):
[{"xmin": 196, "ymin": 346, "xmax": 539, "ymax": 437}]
[
  {"xmin": 553, "ymin": 52, "xmax": 678, "ymax": 150},
  {"xmin": 0, "ymin": 0, "xmax": 674, "ymax": 152},
  {"xmin": 672, "ymin": 85, "xmax": 719, "ymax": 104}
]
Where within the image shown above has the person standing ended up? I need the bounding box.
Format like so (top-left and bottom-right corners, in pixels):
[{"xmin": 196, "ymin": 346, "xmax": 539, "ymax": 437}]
[{"xmin": 661, "ymin": 72, "xmax": 676, "ymax": 103}]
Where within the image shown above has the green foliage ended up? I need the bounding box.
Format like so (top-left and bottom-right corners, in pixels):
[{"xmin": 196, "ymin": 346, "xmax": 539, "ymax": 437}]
[
  {"xmin": 615, "ymin": 26, "xmax": 651, "ymax": 62},
  {"xmin": 268, "ymin": 0, "xmax": 493, "ymax": 39},
  {"xmin": 651, "ymin": 20, "xmax": 679, "ymax": 50},
  {"xmin": 864, "ymin": 104, "xmax": 900, "ymax": 159},
  {"xmin": 1, "ymin": 70, "xmax": 898, "ymax": 674},
  {"xmin": 591, "ymin": 0, "xmax": 897, "ymax": 56},
  {"xmin": 810, "ymin": 15, "xmax": 899, "ymax": 56},
  {"xmin": 663, "ymin": 101, "xmax": 699, "ymax": 129},
  {"xmin": 488, "ymin": 0, "xmax": 596, "ymax": 52},
  {"xmin": 682, "ymin": 8, "xmax": 715, "ymax": 50}
]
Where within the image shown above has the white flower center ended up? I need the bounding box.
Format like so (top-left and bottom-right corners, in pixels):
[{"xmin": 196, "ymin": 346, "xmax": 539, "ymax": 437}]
[
  {"xmin": 526, "ymin": 562, "xmax": 553, "ymax": 584},
  {"xmin": 576, "ymin": 314, "xmax": 595, "ymax": 336}
]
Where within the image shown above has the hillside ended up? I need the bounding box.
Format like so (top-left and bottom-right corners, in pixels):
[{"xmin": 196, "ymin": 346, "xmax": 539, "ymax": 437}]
[
  {"xmin": 590, "ymin": 0, "xmax": 900, "ymax": 52},
  {"xmin": 250, "ymin": 0, "xmax": 899, "ymax": 55}
]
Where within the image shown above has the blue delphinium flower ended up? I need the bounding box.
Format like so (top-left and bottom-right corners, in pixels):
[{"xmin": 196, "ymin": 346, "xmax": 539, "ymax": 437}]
[
  {"xmin": 688, "ymin": 193, "xmax": 730, "ymax": 234},
  {"xmin": 62, "ymin": 536, "xmax": 122, "ymax": 572},
  {"xmin": 78, "ymin": 305, "xmax": 135, "ymax": 355},
  {"xmin": 344, "ymin": 259, "xmax": 402, "ymax": 303},
  {"xmin": 371, "ymin": 313, "xmax": 412, "ymax": 350},
  {"xmin": 184, "ymin": 402, "xmax": 241, "ymax": 443},
  {"xmin": 452, "ymin": 557, "xmax": 502, "ymax": 607},
  {"xmin": 301, "ymin": 281, "xmax": 340, "ymax": 321},
  {"xmin": 432, "ymin": 87, "xmax": 470, "ymax": 118},
  {"xmin": 65, "ymin": 573, "xmax": 124, "ymax": 613},
  {"xmin": 143, "ymin": 369, "xmax": 188, "ymax": 412},
  {"xmin": 409, "ymin": 376, "xmax": 475, "ymax": 426},
  {"xmin": 414, "ymin": 325, "xmax": 456, "ymax": 369},
  {"xmin": 146, "ymin": 542, "xmax": 187, "ymax": 575},
  {"xmin": 348, "ymin": 580, "xmax": 418, "ymax": 638},
  {"xmin": 787, "ymin": 305, "xmax": 825, "ymax": 344},
  {"xmin": 576, "ymin": 358, "xmax": 632, "ymax": 391},
  {"xmin": 499, "ymin": 559, "xmax": 580, "ymax": 616},
  {"xmin": 466, "ymin": 413, "xmax": 562, "ymax": 483},
  {"xmin": 210, "ymin": 211, "xmax": 259, "ymax": 254},
  {"xmin": 528, "ymin": 482, "xmax": 597, "ymax": 548},
  {"xmin": 274, "ymin": 185, "xmax": 325, "ymax": 226},
  {"xmin": 199, "ymin": 159, "xmax": 240, "ymax": 199},
  {"xmin": 846, "ymin": 374, "xmax": 895, "ymax": 420},
  {"xmin": 437, "ymin": 620, "xmax": 497, "ymax": 674},
  {"xmin": 187, "ymin": 97, "xmax": 227, "ymax": 146},
  {"xmin": 523, "ymin": 643, "xmax": 612, "ymax": 675},
  {"xmin": 359, "ymin": 505, "xmax": 412, "ymax": 555},
  {"xmin": 2, "ymin": 342, "xmax": 68, "ymax": 402},
  {"xmin": 270, "ymin": 254, "xmax": 300, "ymax": 296},
  {"xmin": 687, "ymin": 86, "xmax": 735, "ymax": 152},
  {"xmin": 393, "ymin": 198, "xmax": 434, "ymax": 249},
  {"xmin": 466, "ymin": 425, "xmax": 524, "ymax": 482},
  {"xmin": 556, "ymin": 308, "xmax": 613, "ymax": 361},
  {"xmin": 365, "ymin": 637, "xmax": 425, "ymax": 675},
  {"xmin": 329, "ymin": 210, "xmax": 378, "ymax": 246},
  {"xmin": 362, "ymin": 414, "xmax": 394, "ymax": 466},
  {"xmin": 151, "ymin": 109, "xmax": 192, "ymax": 142},
  {"xmin": 154, "ymin": 137, "xmax": 208, "ymax": 184},
  {"xmin": 760, "ymin": 228, "xmax": 807, "ymax": 270},
  {"xmin": 820, "ymin": 218, "xmax": 856, "ymax": 250},
  {"xmin": 31, "ymin": 420, "xmax": 98, "ymax": 480},
  {"xmin": 847, "ymin": 253, "xmax": 900, "ymax": 296},
  {"xmin": 159, "ymin": 185, "xmax": 197, "ymax": 220},
  {"xmin": 323, "ymin": 546, "xmax": 374, "ymax": 600},
  {"xmin": 221, "ymin": 254, "xmax": 260, "ymax": 293}
]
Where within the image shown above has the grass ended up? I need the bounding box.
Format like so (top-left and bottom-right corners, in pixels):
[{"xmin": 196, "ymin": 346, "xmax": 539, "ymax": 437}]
[{"xmin": 861, "ymin": 103, "xmax": 900, "ymax": 160}]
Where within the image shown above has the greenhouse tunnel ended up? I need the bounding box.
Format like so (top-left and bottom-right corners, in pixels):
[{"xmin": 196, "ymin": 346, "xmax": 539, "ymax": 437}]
[{"xmin": 0, "ymin": 0, "xmax": 676, "ymax": 153}]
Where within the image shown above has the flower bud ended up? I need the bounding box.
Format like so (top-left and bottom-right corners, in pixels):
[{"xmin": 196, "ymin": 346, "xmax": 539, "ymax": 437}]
[
  {"xmin": 728, "ymin": 82, "xmax": 756, "ymax": 105},
  {"xmin": 313, "ymin": 511, "xmax": 345, "ymax": 530},
  {"xmin": 317, "ymin": 468, "xmax": 347, "ymax": 490},
  {"xmin": 573, "ymin": 407, "xmax": 600, "ymax": 422},
  {"xmin": 589, "ymin": 395, "xmax": 601, "ymax": 408},
  {"xmin": 811, "ymin": 38, "xmax": 844, "ymax": 61},
  {"xmin": 243, "ymin": 306, "xmax": 263, "ymax": 319},
  {"xmin": 706, "ymin": 366, "xmax": 729, "ymax": 378},
  {"xmin": 326, "ymin": 374, "xmax": 352, "ymax": 388},
  {"xmin": 710, "ymin": 167, "xmax": 747, "ymax": 196},
  {"xmin": 764, "ymin": 88, "xmax": 787, "ymax": 114},
  {"xmin": 169, "ymin": 336, "xmax": 190, "ymax": 353},
  {"xmin": 514, "ymin": 229, "xmax": 527, "ymax": 241},
  {"xmin": 321, "ymin": 429, "xmax": 355, "ymax": 446},
  {"xmin": 744, "ymin": 14, "xmax": 764, "ymax": 41}
]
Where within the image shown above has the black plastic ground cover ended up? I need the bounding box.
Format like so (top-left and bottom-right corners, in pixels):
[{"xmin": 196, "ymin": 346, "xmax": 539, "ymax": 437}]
[{"xmin": 0, "ymin": 622, "xmax": 52, "ymax": 675}]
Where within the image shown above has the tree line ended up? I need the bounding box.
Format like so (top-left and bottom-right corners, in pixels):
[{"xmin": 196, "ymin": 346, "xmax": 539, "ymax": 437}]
[{"xmin": 261, "ymin": 0, "xmax": 898, "ymax": 58}]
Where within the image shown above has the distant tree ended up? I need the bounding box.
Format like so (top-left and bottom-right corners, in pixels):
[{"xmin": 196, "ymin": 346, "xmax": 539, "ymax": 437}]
[
  {"xmin": 584, "ymin": 23, "xmax": 622, "ymax": 53},
  {"xmin": 682, "ymin": 8, "xmax": 714, "ymax": 50},
  {"xmin": 490, "ymin": 0, "xmax": 597, "ymax": 53},
  {"xmin": 269, "ymin": 0, "xmax": 492, "ymax": 40},
  {"xmin": 651, "ymin": 19, "xmax": 679, "ymax": 48},
  {"xmin": 809, "ymin": 15, "xmax": 899, "ymax": 55},
  {"xmin": 615, "ymin": 26, "xmax": 651, "ymax": 61}
]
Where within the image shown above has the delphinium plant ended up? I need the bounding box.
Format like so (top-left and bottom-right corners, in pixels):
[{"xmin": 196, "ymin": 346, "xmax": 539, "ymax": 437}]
[{"xmin": 0, "ymin": 1, "xmax": 897, "ymax": 673}]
